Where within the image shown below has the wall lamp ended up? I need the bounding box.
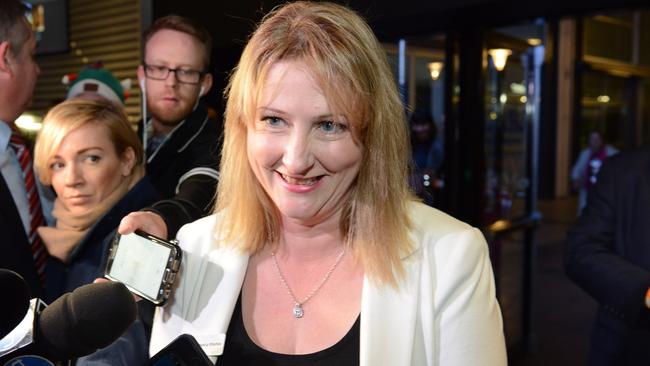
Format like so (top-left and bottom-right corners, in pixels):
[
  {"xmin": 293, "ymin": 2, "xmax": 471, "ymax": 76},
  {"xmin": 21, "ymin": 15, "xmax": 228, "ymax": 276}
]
[
  {"xmin": 488, "ymin": 48, "xmax": 512, "ymax": 72},
  {"xmin": 427, "ymin": 61, "xmax": 444, "ymax": 80}
]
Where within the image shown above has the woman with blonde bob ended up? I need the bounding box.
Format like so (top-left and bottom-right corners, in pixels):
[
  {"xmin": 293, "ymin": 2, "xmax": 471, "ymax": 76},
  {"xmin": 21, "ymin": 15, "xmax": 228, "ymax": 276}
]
[
  {"xmin": 151, "ymin": 2, "xmax": 506, "ymax": 365},
  {"xmin": 34, "ymin": 98, "xmax": 158, "ymax": 365}
]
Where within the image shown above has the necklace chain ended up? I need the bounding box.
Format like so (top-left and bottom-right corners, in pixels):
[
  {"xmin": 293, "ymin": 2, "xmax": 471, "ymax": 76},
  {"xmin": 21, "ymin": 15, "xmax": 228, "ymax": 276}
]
[{"xmin": 271, "ymin": 247, "xmax": 346, "ymax": 318}]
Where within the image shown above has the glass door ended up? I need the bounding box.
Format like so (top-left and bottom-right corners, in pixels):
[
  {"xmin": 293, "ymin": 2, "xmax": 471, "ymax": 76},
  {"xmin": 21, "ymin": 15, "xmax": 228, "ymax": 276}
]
[
  {"xmin": 482, "ymin": 23, "xmax": 546, "ymax": 351},
  {"xmin": 384, "ymin": 35, "xmax": 447, "ymax": 208}
]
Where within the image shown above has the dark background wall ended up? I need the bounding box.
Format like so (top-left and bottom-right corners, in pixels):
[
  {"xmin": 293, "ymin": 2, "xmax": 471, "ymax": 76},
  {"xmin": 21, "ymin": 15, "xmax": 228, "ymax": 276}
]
[
  {"xmin": 151, "ymin": 0, "xmax": 649, "ymax": 114},
  {"xmin": 153, "ymin": 0, "xmax": 650, "ymax": 42}
]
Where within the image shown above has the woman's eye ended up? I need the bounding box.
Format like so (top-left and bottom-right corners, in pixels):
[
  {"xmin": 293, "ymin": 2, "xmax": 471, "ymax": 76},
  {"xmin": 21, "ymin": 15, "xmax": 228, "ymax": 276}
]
[
  {"xmin": 85, "ymin": 155, "xmax": 101, "ymax": 163},
  {"xmin": 318, "ymin": 121, "xmax": 347, "ymax": 134},
  {"xmin": 49, "ymin": 162, "xmax": 63, "ymax": 170},
  {"xmin": 262, "ymin": 116, "xmax": 285, "ymax": 127}
]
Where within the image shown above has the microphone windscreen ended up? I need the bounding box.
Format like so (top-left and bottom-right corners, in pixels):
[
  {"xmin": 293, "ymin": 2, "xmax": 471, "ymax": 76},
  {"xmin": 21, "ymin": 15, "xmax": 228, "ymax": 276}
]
[
  {"xmin": 35, "ymin": 281, "xmax": 137, "ymax": 360},
  {"xmin": 0, "ymin": 269, "xmax": 30, "ymax": 339}
]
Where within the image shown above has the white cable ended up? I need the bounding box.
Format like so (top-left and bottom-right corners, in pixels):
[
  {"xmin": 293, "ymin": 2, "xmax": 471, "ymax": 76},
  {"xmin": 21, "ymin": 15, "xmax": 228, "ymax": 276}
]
[{"xmin": 140, "ymin": 78, "xmax": 148, "ymax": 163}]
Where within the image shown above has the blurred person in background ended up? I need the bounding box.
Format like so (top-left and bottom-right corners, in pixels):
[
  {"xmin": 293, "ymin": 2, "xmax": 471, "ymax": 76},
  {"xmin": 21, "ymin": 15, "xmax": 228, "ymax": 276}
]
[
  {"xmin": 571, "ymin": 130, "xmax": 618, "ymax": 214},
  {"xmin": 409, "ymin": 109, "xmax": 443, "ymax": 206}
]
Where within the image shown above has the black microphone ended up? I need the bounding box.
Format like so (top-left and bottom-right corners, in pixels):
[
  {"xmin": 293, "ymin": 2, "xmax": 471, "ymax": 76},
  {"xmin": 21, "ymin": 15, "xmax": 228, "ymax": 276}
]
[
  {"xmin": 0, "ymin": 281, "xmax": 137, "ymax": 363},
  {"xmin": 145, "ymin": 334, "xmax": 213, "ymax": 366},
  {"xmin": 0, "ymin": 270, "xmax": 30, "ymax": 340}
]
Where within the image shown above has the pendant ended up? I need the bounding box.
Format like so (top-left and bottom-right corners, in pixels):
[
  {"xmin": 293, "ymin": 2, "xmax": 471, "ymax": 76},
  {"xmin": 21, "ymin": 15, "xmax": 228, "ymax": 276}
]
[{"xmin": 293, "ymin": 304, "xmax": 304, "ymax": 318}]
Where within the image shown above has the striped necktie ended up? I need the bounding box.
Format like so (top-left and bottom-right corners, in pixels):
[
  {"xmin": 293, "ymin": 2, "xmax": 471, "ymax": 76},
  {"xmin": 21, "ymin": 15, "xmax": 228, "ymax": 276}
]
[{"xmin": 9, "ymin": 130, "xmax": 47, "ymax": 285}]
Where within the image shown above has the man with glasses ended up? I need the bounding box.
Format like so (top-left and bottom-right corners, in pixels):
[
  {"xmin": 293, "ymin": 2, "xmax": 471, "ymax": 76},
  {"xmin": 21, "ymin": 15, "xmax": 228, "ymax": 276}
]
[{"xmin": 120, "ymin": 15, "xmax": 221, "ymax": 241}]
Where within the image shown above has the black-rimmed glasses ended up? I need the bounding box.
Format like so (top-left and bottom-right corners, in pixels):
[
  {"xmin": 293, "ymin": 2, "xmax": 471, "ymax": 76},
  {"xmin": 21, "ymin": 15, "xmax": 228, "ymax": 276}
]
[{"xmin": 143, "ymin": 63, "xmax": 206, "ymax": 84}]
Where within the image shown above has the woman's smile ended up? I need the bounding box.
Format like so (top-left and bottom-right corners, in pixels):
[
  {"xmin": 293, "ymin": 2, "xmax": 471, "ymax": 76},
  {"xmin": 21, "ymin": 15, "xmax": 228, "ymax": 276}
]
[
  {"xmin": 278, "ymin": 172, "xmax": 323, "ymax": 186},
  {"xmin": 247, "ymin": 60, "xmax": 363, "ymax": 223}
]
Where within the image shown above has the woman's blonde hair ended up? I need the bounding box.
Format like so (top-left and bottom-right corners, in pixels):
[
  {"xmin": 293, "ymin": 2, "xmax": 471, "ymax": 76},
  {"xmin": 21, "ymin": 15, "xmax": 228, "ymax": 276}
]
[
  {"xmin": 34, "ymin": 98, "xmax": 143, "ymax": 185},
  {"xmin": 217, "ymin": 1, "xmax": 414, "ymax": 287}
]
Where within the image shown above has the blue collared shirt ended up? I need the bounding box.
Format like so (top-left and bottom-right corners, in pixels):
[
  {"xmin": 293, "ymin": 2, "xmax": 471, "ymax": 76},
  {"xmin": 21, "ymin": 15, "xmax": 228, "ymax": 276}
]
[
  {"xmin": 0, "ymin": 120, "xmax": 31, "ymax": 234},
  {"xmin": 0, "ymin": 121, "xmax": 54, "ymax": 231}
]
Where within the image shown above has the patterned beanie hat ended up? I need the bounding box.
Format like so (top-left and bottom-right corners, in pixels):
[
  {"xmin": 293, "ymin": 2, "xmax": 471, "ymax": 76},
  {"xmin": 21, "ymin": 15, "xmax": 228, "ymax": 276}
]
[{"xmin": 62, "ymin": 65, "xmax": 131, "ymax": 104}]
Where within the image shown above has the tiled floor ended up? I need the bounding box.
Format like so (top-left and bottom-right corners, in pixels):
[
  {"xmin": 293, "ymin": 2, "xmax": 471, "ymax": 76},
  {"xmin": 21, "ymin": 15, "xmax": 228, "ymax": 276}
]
[{"xmin": 499, "ymin": 197, "xmax": 598, "ymax": 365}]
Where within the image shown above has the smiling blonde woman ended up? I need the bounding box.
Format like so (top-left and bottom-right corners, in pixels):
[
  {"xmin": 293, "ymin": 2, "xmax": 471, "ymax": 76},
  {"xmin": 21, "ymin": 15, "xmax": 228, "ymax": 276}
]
[{"xmin": 150, "ymin": 2, "xmax": 507, "ymax": 365}]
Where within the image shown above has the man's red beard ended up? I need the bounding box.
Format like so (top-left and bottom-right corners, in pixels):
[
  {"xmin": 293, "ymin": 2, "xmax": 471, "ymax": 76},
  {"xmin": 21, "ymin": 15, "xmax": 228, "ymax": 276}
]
[{"xmin": 148, "ymin": 95, "xmax": 197, "ymax": 126}]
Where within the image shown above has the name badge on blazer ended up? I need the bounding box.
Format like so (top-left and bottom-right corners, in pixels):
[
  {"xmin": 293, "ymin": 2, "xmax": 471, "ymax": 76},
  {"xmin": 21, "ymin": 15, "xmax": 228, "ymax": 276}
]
[{"xmin": 195, "ymin": 333, "xmax": 226, "ymax": 356}]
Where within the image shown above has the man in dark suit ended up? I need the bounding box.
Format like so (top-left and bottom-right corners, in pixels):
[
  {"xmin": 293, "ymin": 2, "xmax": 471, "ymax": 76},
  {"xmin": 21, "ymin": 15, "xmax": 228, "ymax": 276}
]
[
  {"xmin": 0, "ymin": 0, "xmax": 44, "ymax": 298},
  {"xmin": 566, "ymin": 146, "xmax": 650, "ymax": 365}
]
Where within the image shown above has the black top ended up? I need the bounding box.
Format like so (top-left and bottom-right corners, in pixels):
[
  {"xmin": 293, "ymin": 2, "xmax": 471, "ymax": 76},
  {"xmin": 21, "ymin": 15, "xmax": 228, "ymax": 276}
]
[
  {"xmin": 139, "ymin": 103, "xmax": 223, "ymax": 238},
  {"xmin": 216, "ymin": 296, "xmax": 360, "ymax": 366},
  {"xmin": 0, "ymin": 173, "xmax": 43, "ymax": 299}
]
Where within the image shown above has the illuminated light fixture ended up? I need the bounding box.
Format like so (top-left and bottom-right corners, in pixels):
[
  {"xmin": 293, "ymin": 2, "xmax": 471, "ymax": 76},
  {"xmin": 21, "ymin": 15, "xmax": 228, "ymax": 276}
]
[
  {"xmin": 427, "ymin": 61, "xmax": 444, "ymax": 80},
  {"xmin": 489, "ymin": 111, "xmax": 497, "ymax": 120},
  {"xmin": 520, "ymin": 96, "xmax": 527, "ymax": 103},
  {"xmin": 500, "ymin": 93, "xmax": 508, "ymax": 104},
  {"xmin": 510, "ymin": 82, "xmax": 526, "ymax": 95},
  {"xmin": 527, "ymin": 38, "xmax": 542, "ymax": 46},
  {"xmin": 597, "ymin": 95, "xmax": 610, "ymax": 103},
  {"xmin": 488, "ymin": 48, "xmax": 512, "ymax": 71},
  {"xmin": 489, "ymin": 219, "xmax": 509, "ymax": 232},
  {"xmin": 15, "ymin": 113, "xmax": 42, "ymax": 132}
]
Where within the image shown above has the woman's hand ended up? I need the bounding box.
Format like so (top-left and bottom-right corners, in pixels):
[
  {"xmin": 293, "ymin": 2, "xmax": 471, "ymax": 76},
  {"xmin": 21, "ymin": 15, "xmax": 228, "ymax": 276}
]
[
  {"xmin": 93, "ymin": 277, "xmax": 142, "ymax": 302},
  {"xmin": 119, "ymin": 211, "xmax": 168, "ymax": 239}
]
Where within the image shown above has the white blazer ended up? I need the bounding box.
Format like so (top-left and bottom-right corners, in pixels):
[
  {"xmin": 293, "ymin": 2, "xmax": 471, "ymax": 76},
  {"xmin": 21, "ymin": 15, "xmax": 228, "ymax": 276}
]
[{"xmin": 150, "ymin": 202, "xmax": 507, "ymax": 365}]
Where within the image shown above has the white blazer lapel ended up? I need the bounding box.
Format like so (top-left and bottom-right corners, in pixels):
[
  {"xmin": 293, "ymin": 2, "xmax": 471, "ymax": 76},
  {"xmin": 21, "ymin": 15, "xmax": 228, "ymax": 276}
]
[
  {"xmin": 183, "ymin": 246, "xmax": 249, "ymax": 336},
  {"xmin": 360, "ymin": 256, "xmax": 422, "ymax": 366}
]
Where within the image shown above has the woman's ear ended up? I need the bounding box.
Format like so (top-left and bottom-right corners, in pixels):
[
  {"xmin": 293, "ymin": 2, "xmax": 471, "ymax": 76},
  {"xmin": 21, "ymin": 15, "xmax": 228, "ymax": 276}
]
[{"xmin": 120, "ymin": 147, "xmax": 137, "ymax": 176}]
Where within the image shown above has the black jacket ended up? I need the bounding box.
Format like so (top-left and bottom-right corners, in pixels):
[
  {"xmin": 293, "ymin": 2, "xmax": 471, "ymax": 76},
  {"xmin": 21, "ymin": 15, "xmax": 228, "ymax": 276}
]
[
  {"xmin": 141, "ymin": 103, "xmax": 222, "ymax": 238},
  {"xmin": 0, "ymin": 174, "xmax": 43, "ymax": 298},
  {"xmin": 566, "ymin": 146, "xmax": 650, "ymax": 365},
  {"xmin": 46, "ymin": 177, "xmax": 159, "ymax": 366}
]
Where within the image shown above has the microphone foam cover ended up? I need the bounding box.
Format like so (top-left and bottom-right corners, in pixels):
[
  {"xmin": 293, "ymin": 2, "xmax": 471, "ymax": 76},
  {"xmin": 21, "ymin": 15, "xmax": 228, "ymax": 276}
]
[
  {"xmin": 36, "ymin": 281, "xmax": 137, "ymax": 360},
  {"xmin": 0, "ymin": 269, "xmax": 30, "ymax": 339}
]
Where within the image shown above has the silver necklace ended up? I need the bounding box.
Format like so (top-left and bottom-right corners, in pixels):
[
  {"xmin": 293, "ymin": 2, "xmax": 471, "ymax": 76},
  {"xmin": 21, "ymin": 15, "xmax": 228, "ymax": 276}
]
[{"xmin": 270, "ymin": 247, "xmax": 346, "ymax": 318}]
